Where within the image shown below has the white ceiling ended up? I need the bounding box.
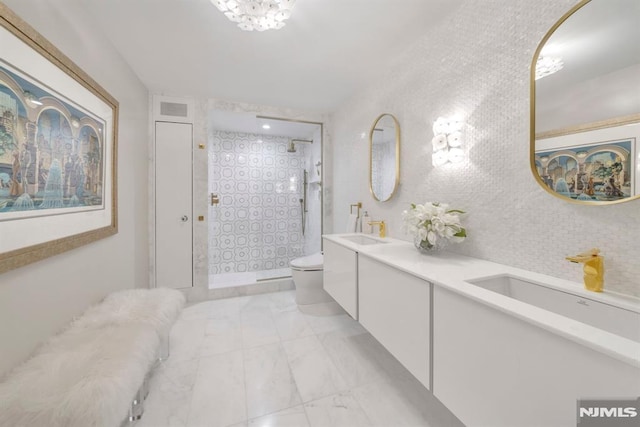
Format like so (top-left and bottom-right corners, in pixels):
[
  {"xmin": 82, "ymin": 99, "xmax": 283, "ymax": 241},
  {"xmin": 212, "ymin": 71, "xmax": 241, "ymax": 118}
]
[{"xmin": 78, "ymin": 0, "xmax": 463, "ymax": 112}]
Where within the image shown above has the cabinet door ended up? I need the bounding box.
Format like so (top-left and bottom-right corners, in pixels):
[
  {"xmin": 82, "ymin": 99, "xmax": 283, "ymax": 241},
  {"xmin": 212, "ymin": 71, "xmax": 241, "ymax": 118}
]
[
  {"xmin": 155, "ymin": 121, "xmax": 193, "ymax": 289},
  {"xmin": 433, "ymin": 285, "xmax": 640, "ymax": 427},
  {"xmin": 323, "ymin": 239, "xmax": 358, "ymax": 319},
  {"xmin": 358, "ymin": 255, "xmax": 430, "ymax": 389}
]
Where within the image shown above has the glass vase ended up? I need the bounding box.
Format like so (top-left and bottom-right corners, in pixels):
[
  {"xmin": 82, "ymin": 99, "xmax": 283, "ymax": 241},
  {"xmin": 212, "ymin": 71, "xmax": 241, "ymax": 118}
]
[{"xmin": 414, "ymin": 236, "xmax": 446, "ymax": 253}]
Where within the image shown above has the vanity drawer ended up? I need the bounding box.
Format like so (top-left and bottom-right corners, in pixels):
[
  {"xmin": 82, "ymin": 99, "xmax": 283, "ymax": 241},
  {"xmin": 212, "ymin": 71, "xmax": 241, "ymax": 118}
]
[
  {"xmin": 358, "ymin": 255, "xmax": 431, "ymax": 389},
  {"xmin": 323, "ymin": 239, "xmax": 358, "ymax": 319}
]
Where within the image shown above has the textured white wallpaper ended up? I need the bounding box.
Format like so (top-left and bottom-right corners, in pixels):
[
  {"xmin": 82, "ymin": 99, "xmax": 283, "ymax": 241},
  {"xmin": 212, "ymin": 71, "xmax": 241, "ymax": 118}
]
[{"xmin": 329, "ymin": 0, "xmax": 640, "ymax": 297}]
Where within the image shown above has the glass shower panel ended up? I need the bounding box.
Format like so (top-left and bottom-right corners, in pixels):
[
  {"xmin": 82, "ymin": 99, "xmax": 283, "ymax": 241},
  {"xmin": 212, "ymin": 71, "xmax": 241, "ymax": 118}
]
[{"xmin": 208, "ymin": 130, "xmax": 305, "ymax": 288}]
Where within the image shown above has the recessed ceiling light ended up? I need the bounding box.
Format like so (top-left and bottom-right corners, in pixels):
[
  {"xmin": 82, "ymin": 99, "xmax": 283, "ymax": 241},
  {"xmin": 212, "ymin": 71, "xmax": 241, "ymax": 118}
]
[{"xmin": 262, "ymin": 124, "xmax": 271, "ymax": 130}]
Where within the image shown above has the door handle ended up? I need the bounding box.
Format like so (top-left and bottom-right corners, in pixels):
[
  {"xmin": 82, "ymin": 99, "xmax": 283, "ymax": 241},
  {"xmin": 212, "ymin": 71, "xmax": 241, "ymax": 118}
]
[{"xmin": 181, "ymin": 215, "xmax": 189, "ymax": 222}]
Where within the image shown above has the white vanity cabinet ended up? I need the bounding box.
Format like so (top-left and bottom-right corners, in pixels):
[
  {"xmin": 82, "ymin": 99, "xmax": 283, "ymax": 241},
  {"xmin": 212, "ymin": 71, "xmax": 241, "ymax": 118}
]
[
  {"xmin": 321, "ymin": 234, "xmax": 640, "ymax": 426},
  {"xmin": 358, "ymin": 255, "xmax": 431, "ymax": 389},
  {"xmin": 433, "ymin": 286, "xmax": 640, "ymax": 427},
  {"xmin": 323, "ymin": 239, "xmax": 358, "ymax": 319}
]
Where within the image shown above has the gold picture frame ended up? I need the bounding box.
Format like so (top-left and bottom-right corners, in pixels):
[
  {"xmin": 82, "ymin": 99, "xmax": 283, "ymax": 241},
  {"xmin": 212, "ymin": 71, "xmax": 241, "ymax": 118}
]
[{"xmin": 0, "ymin": 3, "xmax": 118, "ymax": 273}]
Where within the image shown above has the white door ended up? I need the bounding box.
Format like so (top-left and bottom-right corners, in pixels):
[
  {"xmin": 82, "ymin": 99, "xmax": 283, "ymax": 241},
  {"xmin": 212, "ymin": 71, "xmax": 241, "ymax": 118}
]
[{"xmin": 155, "ymin": 121, "xmax": 193, "ymax": 288}]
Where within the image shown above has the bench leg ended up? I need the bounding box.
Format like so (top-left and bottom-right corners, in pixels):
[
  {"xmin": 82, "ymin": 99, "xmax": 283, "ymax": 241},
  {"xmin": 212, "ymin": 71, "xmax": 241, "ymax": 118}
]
[
  {"xmin": 120, "ymin": 379, "xmax": 148, "ymax": 426},
  {"xmin": 158, "ymin": 333, "xmax": 170, "ymax": 361},
  {"xmin": 142, "ymin": 371, "xmax": 151, "ymax": 400},
  {"xmin": 121, "ymin": 398, "xmax": 144, "ymax": 426}
]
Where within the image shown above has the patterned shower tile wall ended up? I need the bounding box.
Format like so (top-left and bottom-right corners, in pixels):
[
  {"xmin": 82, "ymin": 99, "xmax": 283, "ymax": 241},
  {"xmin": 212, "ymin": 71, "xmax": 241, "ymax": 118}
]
[{"xmin": 208, "ymin": 131, "xmax": 304, "ymax": 275}]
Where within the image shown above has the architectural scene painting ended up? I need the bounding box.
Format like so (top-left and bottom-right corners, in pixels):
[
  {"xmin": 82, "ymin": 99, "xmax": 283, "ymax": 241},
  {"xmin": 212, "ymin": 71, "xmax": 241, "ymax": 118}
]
[
  {"xmin": 0, "ymin": 62, "xmax": 105, "ymax": 220},
  {"xmin": 535, "ymin": 139, "xmax": 635, "ymax": 202}
]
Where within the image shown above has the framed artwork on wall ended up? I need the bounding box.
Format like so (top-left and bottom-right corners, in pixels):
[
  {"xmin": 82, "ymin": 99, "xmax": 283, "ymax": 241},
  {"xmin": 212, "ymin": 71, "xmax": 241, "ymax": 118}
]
[
  {"xmin": 0, "ymin": 3, "xmax": 118, "ymax": 274},
  {"xmin": 534, "ymin": 124, "xmax": 638, "ymax": 203}
]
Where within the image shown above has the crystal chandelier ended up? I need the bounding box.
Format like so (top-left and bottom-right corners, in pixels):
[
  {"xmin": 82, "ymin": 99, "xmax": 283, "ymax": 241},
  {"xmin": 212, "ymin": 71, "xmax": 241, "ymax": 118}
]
[
  {"xmin": 535, "ymin": 56, "xmax": 564, "ymax": 80},
  {"xmin": 211, "ymin": 0, "xmax": 296, "ymax": 31}
]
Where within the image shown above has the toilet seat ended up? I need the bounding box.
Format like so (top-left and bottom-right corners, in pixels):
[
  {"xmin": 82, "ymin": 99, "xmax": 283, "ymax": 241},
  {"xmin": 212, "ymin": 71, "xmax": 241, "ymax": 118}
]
[{"xmin": 290, "ymin": 252, "xmax": 323, "ymax": 271}]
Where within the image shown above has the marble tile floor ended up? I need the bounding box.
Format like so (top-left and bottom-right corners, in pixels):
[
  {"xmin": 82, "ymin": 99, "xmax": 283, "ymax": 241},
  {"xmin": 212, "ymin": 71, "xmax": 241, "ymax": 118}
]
[{"xmin": 138, "ymin": 290, "xmax": 464, "ymax": 427}]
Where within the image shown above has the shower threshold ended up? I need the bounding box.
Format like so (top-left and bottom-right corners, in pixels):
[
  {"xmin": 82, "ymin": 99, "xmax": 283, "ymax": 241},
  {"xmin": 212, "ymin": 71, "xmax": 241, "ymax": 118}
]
[{"xmin": 209, "ymin": 267, "xmax": 292, "ymax": 289}]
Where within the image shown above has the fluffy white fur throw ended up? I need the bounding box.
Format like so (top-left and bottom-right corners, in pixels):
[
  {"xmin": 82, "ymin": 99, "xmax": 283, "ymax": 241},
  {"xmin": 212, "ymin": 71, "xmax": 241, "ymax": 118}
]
[
  {"xmin": 0, "ymin": 288, "xmax": 184, "ymax": 427},
  {"xmin": 71, "ymin": 288, "xmax": 185, "ymax": 336},
  {"xmin": 0, "ymin": 324, "xmax": 159, "ymax": 427}
]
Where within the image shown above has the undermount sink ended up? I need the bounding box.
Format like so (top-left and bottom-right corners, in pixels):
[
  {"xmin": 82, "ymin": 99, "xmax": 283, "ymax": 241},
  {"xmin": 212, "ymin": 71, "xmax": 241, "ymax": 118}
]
[
  {"xmin": 466, "ymin": 275, "xmax": 640, "ymax": 342},
  {"xmin": 340, "ymin": 234, "xmax": 387, "ymax": 245},
  {"xmin": 467, "ymin": 275, "xmax": 534, "ymax": 297}
]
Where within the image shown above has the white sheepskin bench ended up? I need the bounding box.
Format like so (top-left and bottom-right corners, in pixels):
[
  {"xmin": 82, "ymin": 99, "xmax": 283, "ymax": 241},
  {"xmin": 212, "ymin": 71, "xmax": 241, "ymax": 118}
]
[
  {"xmin": 0, "ymin": 324, "xmax": 159, "ymax": 427},
  {"xmin": 70, "ymin": 288, "xmax": 186, "ymax": 360},
  {"xmin": 0, "ymin": 288, "xmax": 185, "ymax": 427}
]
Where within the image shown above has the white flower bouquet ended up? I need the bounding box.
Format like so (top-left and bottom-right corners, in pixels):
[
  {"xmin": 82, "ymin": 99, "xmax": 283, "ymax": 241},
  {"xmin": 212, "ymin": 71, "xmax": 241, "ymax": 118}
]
[{"xmin": 402, "ymin": 202, "xmax": 467, "ymax": 251}]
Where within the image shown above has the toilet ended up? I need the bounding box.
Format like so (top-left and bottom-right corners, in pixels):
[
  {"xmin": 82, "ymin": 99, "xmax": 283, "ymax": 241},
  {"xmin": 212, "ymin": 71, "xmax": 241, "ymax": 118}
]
[{"xmin": 290, "ymin": 252, "xmax": 333, "ymax": 305}]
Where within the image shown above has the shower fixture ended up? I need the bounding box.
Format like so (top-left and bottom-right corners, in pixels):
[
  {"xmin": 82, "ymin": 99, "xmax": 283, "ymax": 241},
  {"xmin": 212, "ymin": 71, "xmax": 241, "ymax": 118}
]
[
  {"xmin": 300, "ymin": 169, "xmax": 308, "ymax": 235},
  {"xmin": 287, "ymin": 138, "xmax": 313, "ymax": 153}
]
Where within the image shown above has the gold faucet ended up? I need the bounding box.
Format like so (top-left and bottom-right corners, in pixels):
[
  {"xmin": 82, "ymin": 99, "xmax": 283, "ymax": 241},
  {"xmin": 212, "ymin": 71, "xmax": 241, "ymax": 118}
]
[
  {"xmin": 369, "ymin": 221, "xmax": 386, "ymax": 238},
  {"xmin": 566, "ymin": 248, "xmax": 604, "ymax": 292}
]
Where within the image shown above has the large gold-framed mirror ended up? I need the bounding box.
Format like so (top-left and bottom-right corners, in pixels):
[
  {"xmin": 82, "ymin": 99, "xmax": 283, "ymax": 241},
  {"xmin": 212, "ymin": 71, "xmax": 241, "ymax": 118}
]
[
  {"xmin": 369, "ymin": 113, "xmax": 400, "ymax": 202},
  {"xmin": 531, "ymin": 0, "xmax": 640, "ymax": 204}
]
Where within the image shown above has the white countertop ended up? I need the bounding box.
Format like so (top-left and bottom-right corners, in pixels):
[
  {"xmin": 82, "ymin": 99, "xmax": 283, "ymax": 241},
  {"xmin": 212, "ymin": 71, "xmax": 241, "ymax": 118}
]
[{"xmin": 323, "ymin": 233, "xmax": 640, "ymax": 368}]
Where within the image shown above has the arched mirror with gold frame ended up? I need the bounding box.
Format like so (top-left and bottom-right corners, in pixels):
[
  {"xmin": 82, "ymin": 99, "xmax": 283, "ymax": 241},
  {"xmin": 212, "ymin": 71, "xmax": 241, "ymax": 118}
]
[
  {"xmin": 530, "ymin": 0, "xmax": 640, "ymax": 205},
  {"xmin": 369, "ymin": 113, "xmax": 400, "ymax": 202}
]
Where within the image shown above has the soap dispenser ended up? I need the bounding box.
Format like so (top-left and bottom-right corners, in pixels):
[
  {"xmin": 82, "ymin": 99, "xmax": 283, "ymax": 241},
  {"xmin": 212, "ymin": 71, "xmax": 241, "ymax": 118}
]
[
  {"xmin": 566, "ymin": 248, "xmax": 604, "ymax": 292},
  {"xmin": 362, "ymin": 211, "xmax": 371, "ymax": 234}
]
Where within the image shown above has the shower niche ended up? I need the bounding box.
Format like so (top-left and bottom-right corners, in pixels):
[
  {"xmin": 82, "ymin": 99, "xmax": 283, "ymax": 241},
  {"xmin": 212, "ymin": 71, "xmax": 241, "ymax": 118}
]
[{"xmin": 207, "ymin": 111, "xmax": 323, "ymax": 289}]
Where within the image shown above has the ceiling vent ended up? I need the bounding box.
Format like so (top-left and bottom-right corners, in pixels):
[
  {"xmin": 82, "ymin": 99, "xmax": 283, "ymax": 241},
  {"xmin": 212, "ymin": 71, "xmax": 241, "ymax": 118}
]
[
  {"xmin": 160, "ymin": 101, "xmax": 188, "ymax": 118},
  {"xmin": 153, "ymin": 95, "xmax": 194, "ymax": 123}
]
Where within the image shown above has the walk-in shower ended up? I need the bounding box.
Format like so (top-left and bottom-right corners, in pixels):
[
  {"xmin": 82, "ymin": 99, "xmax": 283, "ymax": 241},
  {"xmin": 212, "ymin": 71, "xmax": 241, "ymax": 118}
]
[{"xmin": 207, "ymin": 112, "xmax": 322, "ymax": 289}]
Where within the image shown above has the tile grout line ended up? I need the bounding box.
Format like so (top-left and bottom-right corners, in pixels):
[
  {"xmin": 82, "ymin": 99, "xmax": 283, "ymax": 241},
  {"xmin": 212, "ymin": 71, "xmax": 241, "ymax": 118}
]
[
  {"xmin": 183, "ymin": 355, "xmax": 202, "ymax": 427},
  {"xmin": 279, "ymin": 340, "xmax": 305, "ymax": 420},
  {"xmin": 270, "ymin": 294, "xmax": 310, "ymax": 423},
  {"xmin": 240, "ymin": 345, "xmax": 249, "ymax": 426},
  {"xmin": 238, "ymin": 301, "xmax": 251, "ymax": 426}
]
